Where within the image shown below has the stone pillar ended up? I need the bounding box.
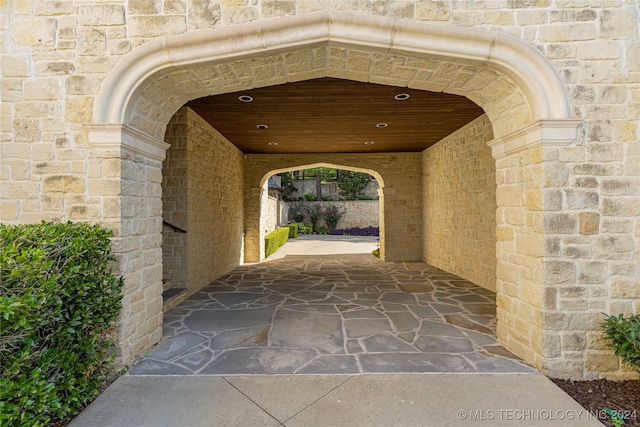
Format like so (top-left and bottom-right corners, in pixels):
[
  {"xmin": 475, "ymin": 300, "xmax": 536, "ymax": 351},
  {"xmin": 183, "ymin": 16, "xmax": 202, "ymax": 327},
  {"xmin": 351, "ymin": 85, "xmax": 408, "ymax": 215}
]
[
  {"xmin": 244, "ymin": 186, "xmax": 264, "ymax": 263},
  {"xmin": 87, "ymin": 124, "xmax": 168, "ymax": 367},
  {"xmin": 489, "ymin": 120, "xmax": 581, "ymax": 376}
]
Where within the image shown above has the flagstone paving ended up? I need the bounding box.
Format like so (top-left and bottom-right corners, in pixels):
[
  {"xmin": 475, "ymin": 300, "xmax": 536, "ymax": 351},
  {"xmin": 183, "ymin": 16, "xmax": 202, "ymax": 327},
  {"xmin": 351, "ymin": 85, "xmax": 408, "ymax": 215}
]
[{"xmin": 129, "ymin": 254, "xmax": 535, "ymax": 375}]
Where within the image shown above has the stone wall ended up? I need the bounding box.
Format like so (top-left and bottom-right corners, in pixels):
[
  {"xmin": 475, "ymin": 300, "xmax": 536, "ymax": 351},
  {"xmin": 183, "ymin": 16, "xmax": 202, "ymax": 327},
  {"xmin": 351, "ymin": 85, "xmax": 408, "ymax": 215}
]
[
  {"xmin": 423, "ymin": 115, "xmax": 497, "ymax": 291},
  {"xmin": 2, "ymin": 2, "xmax": 639, "ymax": 379},
  {"xmin": 291, "ymin": 179, "xmax": 379, "ymax": 201},
  {"xmin": 262, "ymin": 193, "xmax": 282, "ymax": 235},
  {"xmin": 287, "ymin": 200, "xmax": 380, "ymax": 230},
  {"xmin": 162, "ymin": 107, "xmax": 244, "ymax": 295}
]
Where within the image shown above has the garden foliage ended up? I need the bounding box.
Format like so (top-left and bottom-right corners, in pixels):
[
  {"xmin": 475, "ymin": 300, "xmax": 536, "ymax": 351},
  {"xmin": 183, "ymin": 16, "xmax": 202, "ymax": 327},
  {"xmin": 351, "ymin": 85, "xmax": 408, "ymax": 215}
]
[
  {"xmin": 337, "ymin": 171, "xmax": 370, "ymax": 200},
  {"xmin": 0, "ymin": 221, "xmax": 124, "ymax": 427},
  {"xmin": 264, "ymin": 227, "xmax": 289, "ymax": 257},
  {"xmin": 602, "ymin": 313, "xmax": 640, "ymax": 371},
  {"xmin": 329, "ymin": 226, "xmax": 379, "ymax": 236}
]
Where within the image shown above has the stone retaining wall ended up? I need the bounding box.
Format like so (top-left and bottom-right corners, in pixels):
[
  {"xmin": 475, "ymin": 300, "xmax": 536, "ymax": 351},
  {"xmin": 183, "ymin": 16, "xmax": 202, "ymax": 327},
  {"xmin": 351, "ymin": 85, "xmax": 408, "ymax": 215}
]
[{"xmin": 286, "ymin": 200, "xmax": 380, "ymax": 230}]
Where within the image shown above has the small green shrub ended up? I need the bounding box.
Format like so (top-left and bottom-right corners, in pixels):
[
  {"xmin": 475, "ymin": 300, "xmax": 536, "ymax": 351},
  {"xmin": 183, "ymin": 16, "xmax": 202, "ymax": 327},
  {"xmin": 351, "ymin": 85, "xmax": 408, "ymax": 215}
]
[
  {"xmin": 284, "ymin": 223, "xmax": 299, "ymax": 238},
  {"xmin": 0, "ymin": 221, "xmax": 124, "ymax": 427},
  {"xmin": 602, "ymin": 313, "xmax": 640, "ymax": 371},
  {"xmin": 296, "ymin": 223, "xmax": 313, "ymax": 234},
  {"xmin": 264, "ymin": 228, "xmax": 289, "ymax": 257},
  {"xmin": 303, "ymin": 193, "xmax": 316, "ymax": 201}
]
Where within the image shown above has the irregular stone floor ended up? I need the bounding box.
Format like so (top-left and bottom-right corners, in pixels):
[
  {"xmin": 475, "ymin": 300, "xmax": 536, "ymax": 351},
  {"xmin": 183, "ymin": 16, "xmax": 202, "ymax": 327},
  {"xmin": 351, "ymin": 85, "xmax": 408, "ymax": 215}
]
[{"xmin": 129, "ymin": 254, "xmax": 535, "ymax": 375}]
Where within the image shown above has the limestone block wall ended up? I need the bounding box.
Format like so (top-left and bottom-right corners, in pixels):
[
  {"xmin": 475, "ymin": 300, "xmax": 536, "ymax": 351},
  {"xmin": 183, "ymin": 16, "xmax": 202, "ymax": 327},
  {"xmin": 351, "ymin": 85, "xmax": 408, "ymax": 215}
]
[
  {"xmin": 291, "ymin": 179, "xmax": 379, "ymax": 200},
  {"xmin": 162, "ymin": 115, "xmax": 189, "ymax": 291},
  {"xmin": 287, "ymin": 200, "xmax": 380, "ymax": 230},
  {"xmin": 2, "ymin": 1, "xmax": 639, "ymax": 379},
  {"xmin": 262, "ymin": 193, "xmax": 282, "ymax": 235},
  {"xmin": 423, "ymin": 115, "xmax": 497, "ymax": 291},
  {"xmin": 112, "ymin": 149, "xmax": 164, "ymax": 366},
  {"xmin": 162, "ymin": 107, "xmax": 244, "ymax": 293}
]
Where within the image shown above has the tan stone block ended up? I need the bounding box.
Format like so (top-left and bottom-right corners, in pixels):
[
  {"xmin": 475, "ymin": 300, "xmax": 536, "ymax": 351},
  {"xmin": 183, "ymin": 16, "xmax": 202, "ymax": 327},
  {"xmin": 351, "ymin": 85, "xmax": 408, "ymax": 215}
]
[
  {"xmin": 296, "ymin": 0, "xmax": 329, "ymax": 13},
  {"xmin": 65, "ymin": 96, "xmax": 93, "ymax": 123},
  {"xmin": 1, "ymin": 55, "xmax": 30, "ymax": 77},
  {"xmin": 1, "ymin": 180, "xmax": 39, "ymax": 199},
  {"xmin": 496, "ymin": 184, "xmax": 524, "ymax": 207},
  {"xmin": 12, "ymin": 118, "xmax": 41, "ymax": 142},
  {"xmin": 12, "ymin": 19, "xmax": 57, "ymax": 47},
  {"xmin": 24, "ymin": 78, "xmax": 62, "ymax": 100},
  {"xmin": 261, "ymin": 1, "xmax": 295, "ymax": 18},
  {"xmin": 78, "ymin": 5, "xmax": 125, "ymax": 26},
  {"xmin": 78, "ymin": 28, "xmax": 107, "ymax": 56},
  {"xmin": 42, "ymin": 175, "xmax": 83, "ymax": 193},
  {"xmin": 14, "ymin": 101, "xmax": 57, "ymax": 118},
  {"xmin": 0, "ymin": 200, "xmax": 19, "ymax": 221},
  {"xmin": 578, "ymin": 212, "xmax": 599, "ymax": 235},
  {"xmin": 544, "ymin": 260, "xmax": 575, "ymax": 285},
  {"xmin": 88, "ymin": 179, "xmax": 120, "ymax": 196},
  {"xmin": 600, "ymin": 9, "xmax": 637, "ymax": 39}
]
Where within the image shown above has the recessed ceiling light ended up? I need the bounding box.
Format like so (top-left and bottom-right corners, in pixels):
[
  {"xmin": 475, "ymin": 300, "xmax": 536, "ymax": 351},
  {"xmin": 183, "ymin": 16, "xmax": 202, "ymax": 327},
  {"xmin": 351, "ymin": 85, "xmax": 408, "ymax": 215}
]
[
  {"xmin": 268, "ymin": 141, "xmax": 278, "ymax": 146},
  {"xmin": 394, "ymin": 93, "xmax": 410, "ymax": 100},
  {"xmin": 257, "ymin": 124, "xmax": 268, "ymax": 129},
  {"xmin": 376, "ymin": 123, "xmax": 388, "ymax": 128},
  {"xmin": 239, "ymin": 95, "xmax": 253, "ymax": 102},
  {"xmin": 364, "ymin": 141, "xmax": 374, "ymax": 145}
]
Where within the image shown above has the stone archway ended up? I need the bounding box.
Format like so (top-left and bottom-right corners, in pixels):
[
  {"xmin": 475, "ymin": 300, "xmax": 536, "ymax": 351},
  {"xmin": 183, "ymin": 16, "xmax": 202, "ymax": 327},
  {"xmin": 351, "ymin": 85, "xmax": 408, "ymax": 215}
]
[
  {"xmin": 254, "ymin": 162, "xmax": 385, "ymax": 262},
  {"xmin": 89, "ymin": 11, "xmax": 581, "ymax": 375}
]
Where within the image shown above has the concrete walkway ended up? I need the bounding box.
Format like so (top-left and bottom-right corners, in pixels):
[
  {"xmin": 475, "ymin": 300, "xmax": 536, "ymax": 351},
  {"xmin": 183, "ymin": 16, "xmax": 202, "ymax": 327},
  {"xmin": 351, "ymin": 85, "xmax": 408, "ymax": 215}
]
[{"xmin": 69, "ymin": 236, "xmax": 602, "ymax": 426}]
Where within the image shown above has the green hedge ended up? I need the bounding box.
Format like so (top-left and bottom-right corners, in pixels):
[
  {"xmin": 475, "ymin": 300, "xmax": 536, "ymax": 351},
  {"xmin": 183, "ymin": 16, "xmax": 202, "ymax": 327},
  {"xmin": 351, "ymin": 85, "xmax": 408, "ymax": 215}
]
[
  {"xmin": 0, "ymin": 221, "xmax": 124, "ymax": 427},
  {"xmin": 265, "ymin": 227, "xmax": 289, "ymax": 258},
  {"xmin": 284, "ymin": 223, "xmax": 299, "ymax": 238}
]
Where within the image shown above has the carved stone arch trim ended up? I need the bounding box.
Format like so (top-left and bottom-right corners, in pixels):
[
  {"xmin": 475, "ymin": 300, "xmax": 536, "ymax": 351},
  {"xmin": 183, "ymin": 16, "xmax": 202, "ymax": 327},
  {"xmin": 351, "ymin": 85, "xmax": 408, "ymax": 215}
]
[{"xmin": 93, "ymin": 10, "xmax": 572, "ymax": 134}]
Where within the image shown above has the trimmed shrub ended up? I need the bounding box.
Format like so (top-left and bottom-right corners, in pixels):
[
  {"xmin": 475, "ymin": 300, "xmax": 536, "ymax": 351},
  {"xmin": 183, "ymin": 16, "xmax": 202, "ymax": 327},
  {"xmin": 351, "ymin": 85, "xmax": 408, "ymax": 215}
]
[
  {"xmin": 284, "ymin": 223, "xmax": 299, "ymax": 238},
  {"xmin": 264, "ymin": 227, "xmax": 289, "ymax": 258},
  {"xmin": 0, "ymin": 221, "xmax": 124, "ymax": 427}
]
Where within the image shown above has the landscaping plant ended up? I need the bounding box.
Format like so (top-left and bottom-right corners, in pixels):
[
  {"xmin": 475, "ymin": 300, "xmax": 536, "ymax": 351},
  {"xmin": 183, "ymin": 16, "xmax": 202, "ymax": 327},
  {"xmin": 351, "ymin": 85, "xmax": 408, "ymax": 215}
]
[
  {"xmin": 322, "ymin": 204, "xmax": 346, "ymax": 232},
  {"xmin": 0, "ymin": 221, "xmax": 124, "ymax": 427},
  {"xmin": 602, "ymin": 313, "xmax": 640, "ymax": 371},
  {"xmin": 337, "ymin": 171, "xmax": 370, "ymax": 200}
]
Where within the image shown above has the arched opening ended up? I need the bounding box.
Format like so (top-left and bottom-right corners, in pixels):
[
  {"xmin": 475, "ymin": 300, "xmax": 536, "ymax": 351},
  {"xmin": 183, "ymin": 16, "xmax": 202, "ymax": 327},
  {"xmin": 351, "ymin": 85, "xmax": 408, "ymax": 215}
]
[
  {"xmin": 89, "ymin": 11, "xmax": 580, "ymax": 374},
  {"xmin": 261, "ymin": 163, "xmax": 384, "ymax": 259}
]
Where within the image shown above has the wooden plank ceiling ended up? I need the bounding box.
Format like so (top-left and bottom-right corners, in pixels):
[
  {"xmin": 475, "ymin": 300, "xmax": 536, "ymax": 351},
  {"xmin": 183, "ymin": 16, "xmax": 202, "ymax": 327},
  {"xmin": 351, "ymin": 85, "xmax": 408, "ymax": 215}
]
[{"xmin": 186, "ymin": 78, "xmax": 485, "ymax": 154}]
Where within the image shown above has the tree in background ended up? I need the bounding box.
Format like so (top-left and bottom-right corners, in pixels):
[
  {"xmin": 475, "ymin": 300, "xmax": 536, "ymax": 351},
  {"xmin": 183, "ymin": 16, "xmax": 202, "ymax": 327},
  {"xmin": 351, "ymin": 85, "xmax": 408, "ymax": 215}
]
[
  {"xmin": 337, "ymin": 171, "xmax": 370, "ymax": 200},
  {"xmin": 279, "ymin": 172, "xmax": 298, "ymax": 201}
]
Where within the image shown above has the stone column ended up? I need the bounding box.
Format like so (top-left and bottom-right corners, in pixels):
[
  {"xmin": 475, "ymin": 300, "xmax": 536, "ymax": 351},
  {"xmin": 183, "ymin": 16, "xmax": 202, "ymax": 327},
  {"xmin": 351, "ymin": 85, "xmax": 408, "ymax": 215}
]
[
  {"xmin": 243, "ymin": 186, "xmax": 264, "ymax": 263},
  {"xmin": 87, "ymin": 124, "xmax": 168, "ymax": 367},
  {"xmin": 489, "ymin": 120, "xmax": 581, "ymax": 376}
]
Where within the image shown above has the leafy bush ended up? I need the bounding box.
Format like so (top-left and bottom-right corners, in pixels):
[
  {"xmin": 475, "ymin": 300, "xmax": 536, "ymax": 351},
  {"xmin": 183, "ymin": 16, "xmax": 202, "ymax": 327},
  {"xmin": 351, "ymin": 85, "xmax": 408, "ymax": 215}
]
[
  {"xmin": 288, "ymin": 203, "xmax": 307, "ymax": 223},
  {"xmin": 296, "ymin": 223, "xmax": 313, "ymax": 234},
  {"xmin": 284, "ymin": 223, "xmax": 299, "ymax": 238},
  {"xmin": 602, "ymin": 313, "xmax": 640, "ymax": 371},
  {"xmin": 0, "ymin": 221, "xmax": 124, "ymax": 427},
  {"xmin": 306, "ymin": 204, "xmax": 323, "ymax": 232},
  {"xmin": 303, "ymin": 193, "xmax": 316, "ymax": 201},
  {"xmin": 329, "ymin": 226, "xmax": 379, "ymax": 236},
  {"xmin": 264, "ymin": 228, "xmax": 289, "ymax": 257},
  {"xmin": 322, "ymin": 204, "xmax": 346, "ymax": 231}
]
